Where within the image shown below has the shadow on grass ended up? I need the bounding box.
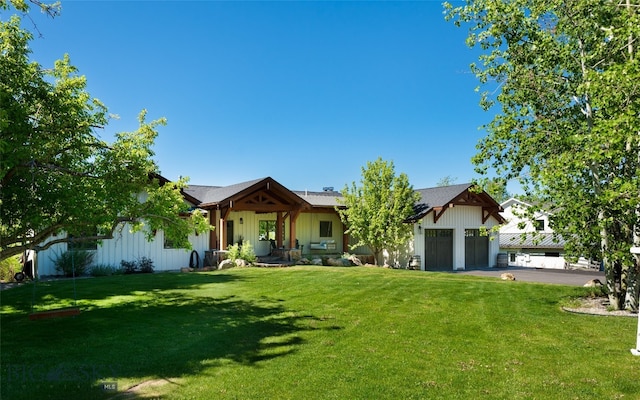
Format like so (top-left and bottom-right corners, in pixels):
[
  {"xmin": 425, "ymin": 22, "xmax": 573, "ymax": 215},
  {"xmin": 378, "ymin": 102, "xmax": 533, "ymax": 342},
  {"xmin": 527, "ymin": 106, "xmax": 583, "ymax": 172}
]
[{"xmin": 1, "ymin": 273, "xmax": 340, "ymax": 400}]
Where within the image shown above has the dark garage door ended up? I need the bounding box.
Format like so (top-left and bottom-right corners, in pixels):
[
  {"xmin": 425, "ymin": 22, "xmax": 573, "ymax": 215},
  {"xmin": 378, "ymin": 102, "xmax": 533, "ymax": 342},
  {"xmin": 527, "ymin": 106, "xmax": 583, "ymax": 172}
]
[
  {"xmin": 465, "ymin": 229, "xmax": 489, "ymax": 268},
  {"xmin": 424, "ymin": 229, "xmax": 453, "ymax": 270}
]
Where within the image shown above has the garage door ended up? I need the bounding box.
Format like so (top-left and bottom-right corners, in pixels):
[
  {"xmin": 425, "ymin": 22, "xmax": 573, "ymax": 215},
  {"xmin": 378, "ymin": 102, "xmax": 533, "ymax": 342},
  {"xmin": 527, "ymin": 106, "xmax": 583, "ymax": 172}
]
[
  {"xmin": 465, "ymin": 229, "xmax": 488, "ymax": 268},
  {"xmin": 424, "ymin": 229, "xmax": 453, "ymax": 270}
]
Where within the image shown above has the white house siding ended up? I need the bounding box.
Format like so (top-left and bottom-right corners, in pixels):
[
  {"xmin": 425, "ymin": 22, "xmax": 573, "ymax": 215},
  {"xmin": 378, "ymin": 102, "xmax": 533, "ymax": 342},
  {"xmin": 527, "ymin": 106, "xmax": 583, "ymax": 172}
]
[
  {"xmin": 36, "ymin": 225, "xmax": 209, "ymax": 276},
  {"xmin": 409, "ymin": 205, "xmax": 500, "ymax": 271}
]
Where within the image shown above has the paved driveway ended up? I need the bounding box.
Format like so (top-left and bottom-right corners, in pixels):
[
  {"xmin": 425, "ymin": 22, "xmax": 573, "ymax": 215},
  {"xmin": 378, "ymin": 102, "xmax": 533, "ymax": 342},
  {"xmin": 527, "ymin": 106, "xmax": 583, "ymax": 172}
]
[{"xmin": 448, "ymin": 267, "xmax": 605, "ymax": 286}]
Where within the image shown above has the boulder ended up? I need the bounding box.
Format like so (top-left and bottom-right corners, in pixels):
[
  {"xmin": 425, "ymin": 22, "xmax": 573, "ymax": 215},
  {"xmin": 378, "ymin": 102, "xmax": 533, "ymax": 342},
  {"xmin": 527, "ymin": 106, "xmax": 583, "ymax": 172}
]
[
  {"xmin": 311, "ymin": 258, "xmax": 323, "ymax": 266},
  {"xmin": 180, "ymin": 267, "xmax": 194, "ymax": 273},
  {"xmin": 348, "ymin": 255, "xmax": 362, "ymax": 266},
  {"xmin": 218, "ymin": 259, "xmax": 235, "ymax": 270},
  {"xmin": 235, "ymin": 259, "xmax": 248, "ymax": 267},
  {"xmin": 583, "ymin": 278, "xmax": 603, "ymax": 287},
  {"xmin": 500, "ymin": 272, "xmax": 516, "ymax": 281}
]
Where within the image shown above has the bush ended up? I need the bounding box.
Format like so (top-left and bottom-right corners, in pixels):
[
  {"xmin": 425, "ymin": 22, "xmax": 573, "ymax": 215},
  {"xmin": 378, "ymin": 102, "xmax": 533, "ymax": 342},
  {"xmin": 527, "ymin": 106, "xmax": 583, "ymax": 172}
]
[
  {"xmin": 0, "ymin": 255, "xmax": 21, "ymax": 282},
  {"xmin": 227, "ymin": 241, "xmax": 257, "ymax": 264},
  {"xmin": 89, "ymin": 264, "xmax": 122, "ymax": 277},
  {"xmin": 121, "ymin": 257, "xmax": 155, "ymax": 274},
  {"xmin": 52, "ymin": 250, "xmax": 94, "ymax": 277},
  {"xmin": 138, "ymin": 257, "xmax": 155, "ymax": 273},
  {"xmin": 121, "ymin": 260, "xmax": 138, "ymax": 274}
]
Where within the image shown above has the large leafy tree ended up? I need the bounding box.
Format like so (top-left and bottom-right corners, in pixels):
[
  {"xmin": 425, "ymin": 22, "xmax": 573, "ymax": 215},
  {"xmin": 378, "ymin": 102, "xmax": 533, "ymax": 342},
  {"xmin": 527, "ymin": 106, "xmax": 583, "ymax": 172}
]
[
  {"xmin": 337, "ymin": 158, "xmax": 421, "ymax": 266},
  {"xmin": 446, "ymin": 0, "xmax": 640, "ymax": 309},
  {"xmin": 0, "ymin": 2, "xmax": 211, "ymax": 261}
]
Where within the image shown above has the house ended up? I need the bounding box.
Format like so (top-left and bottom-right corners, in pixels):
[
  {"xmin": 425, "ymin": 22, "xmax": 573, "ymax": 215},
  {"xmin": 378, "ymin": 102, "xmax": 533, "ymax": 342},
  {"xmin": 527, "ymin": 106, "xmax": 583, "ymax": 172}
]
[
  {"xmin": 34, "ymin": 178, "xmax": 505, "ymax": 275},
  {"xmin": 499, "ymin": 198, "xmax": 568, "ymax": 269}
]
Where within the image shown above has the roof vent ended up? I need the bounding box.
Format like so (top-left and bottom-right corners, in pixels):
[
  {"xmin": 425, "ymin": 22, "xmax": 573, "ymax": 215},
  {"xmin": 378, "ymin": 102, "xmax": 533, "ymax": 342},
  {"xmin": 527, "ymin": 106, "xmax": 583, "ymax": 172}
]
[{"xmin": 323, "ymin": 186, "xmax": 334, "ymax": 192}]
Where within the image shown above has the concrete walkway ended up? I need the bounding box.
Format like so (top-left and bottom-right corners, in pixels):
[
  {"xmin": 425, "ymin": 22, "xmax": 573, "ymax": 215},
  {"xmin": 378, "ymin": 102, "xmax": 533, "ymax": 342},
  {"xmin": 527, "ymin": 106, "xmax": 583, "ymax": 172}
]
[{"xmin": 449, "ymin": 266, "xmax": 605, "ymax": 286}]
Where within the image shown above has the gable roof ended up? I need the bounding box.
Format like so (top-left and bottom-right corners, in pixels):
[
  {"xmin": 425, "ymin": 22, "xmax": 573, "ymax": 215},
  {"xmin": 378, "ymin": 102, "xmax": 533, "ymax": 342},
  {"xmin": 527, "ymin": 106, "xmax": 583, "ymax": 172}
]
[
  {"xmin": 408, "ymin": 183, "xmax": 505, "ymax": 224},
  {"xmin": 185, "ymin": 177, "xmax": 313, "ymax": 213}
]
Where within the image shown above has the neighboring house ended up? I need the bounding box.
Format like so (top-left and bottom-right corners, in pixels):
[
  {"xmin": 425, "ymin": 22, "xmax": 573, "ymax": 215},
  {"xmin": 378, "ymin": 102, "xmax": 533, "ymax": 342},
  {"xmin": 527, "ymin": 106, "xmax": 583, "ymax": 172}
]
[
  {"xmin": 35, "ymin": 177, "xmax": 505, "ymax": 275},
  {"xmin": 499, "ymin": 198, "xmax": 568, "ymax": 269}
]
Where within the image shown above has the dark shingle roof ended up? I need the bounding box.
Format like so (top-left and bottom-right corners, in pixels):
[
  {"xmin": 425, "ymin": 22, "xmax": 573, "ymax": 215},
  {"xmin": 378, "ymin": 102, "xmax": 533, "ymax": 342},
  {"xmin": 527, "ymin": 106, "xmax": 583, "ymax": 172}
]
[
  {"xmin": 185, "ymin": 179, "xmax": 264, "ymax": 205},
  {"xmin": 415, "ymin": 183, "xmax": 474, "ymax": 207}
]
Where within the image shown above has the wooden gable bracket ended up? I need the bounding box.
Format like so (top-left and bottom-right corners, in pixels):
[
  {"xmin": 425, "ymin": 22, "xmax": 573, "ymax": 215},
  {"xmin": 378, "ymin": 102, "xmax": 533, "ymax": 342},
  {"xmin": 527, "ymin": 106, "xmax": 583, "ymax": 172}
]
[
  {"xmin": 482, "ymin": 207, "xmax": 499, "ymax": 224},
  {"xmin": 433, "ymin": 203, "xmax": 454, "ymax": 223}
]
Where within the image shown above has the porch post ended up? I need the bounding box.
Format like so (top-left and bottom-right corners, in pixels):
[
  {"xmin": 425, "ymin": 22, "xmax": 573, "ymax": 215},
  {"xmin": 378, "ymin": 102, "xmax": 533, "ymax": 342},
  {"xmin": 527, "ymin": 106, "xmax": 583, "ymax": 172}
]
[
  {"xmin": 209, "ymin": 210, "xmax": 218, "ymax": 250},
  {"xmin": 219, "ymin": 217, "xmax": 226, "ymax": 250},
  {"xmin": 289, "ymin": 210, "xmax": 300, "ymax": 249},
  {"xmin": 276, "ymin": 212, "xmax": 283, "ymax": 248}
]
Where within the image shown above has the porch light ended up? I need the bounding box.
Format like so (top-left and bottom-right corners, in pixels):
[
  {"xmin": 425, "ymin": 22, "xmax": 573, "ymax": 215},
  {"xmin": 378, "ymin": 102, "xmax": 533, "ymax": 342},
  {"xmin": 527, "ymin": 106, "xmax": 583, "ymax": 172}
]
[{"xmin": 240, "ymin": 218, "xmax": 243, "ymax": 224}]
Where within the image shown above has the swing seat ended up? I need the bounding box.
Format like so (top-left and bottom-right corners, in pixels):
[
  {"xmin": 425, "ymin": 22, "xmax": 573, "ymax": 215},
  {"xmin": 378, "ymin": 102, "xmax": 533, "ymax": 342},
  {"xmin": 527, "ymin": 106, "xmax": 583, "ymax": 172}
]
[{"xmin": 29, "ymin": 307, "xmax": 81, "ymax": 321}]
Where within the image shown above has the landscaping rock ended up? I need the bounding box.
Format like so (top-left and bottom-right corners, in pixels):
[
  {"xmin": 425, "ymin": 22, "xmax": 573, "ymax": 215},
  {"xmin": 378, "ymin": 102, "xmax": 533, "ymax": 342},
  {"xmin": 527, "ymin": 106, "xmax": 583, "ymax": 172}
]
[
  {"xmin": 311, "ymin": 258, "xmax": 323, "ymax": 265},
  {"xmin": 583, "ymin": 278, "xmax": 603, "ymax": 287},
  {"xmin": 500, "ymin": 272, "xmax": 516, "ymax": 281},
  {"xmin": 235, "ymin": 259, "xmax": 248, "ymax": 267},
  {"xmin": 218, "ymin": 259, "xmax": 235, "ymax": 270},
  {"xmin": 348, "ymin": 255, "xmax": 362, "ymax": 266},
  {"xmin": 180, "ymin": 267, "xmax": 194, "ymax": 273}
]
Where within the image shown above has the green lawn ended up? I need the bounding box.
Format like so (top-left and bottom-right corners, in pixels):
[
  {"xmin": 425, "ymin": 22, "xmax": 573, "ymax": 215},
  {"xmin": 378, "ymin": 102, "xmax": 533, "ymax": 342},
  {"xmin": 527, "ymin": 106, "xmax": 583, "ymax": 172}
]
[{"xmin": 1, "ymin": 266, "xmax": 638, "ymax": 399}]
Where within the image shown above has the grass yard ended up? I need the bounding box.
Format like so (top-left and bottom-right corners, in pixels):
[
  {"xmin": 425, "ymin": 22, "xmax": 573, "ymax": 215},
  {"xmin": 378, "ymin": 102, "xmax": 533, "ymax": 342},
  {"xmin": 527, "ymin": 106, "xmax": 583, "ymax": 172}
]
[{"xmin": 1, "ymin": 266, "xmax": 638, "ymax": 399}]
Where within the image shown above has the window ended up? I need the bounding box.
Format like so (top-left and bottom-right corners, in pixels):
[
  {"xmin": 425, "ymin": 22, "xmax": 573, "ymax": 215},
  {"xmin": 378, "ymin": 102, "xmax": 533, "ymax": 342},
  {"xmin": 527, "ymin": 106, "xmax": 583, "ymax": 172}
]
[
  {"xmin": 509, "ymin": 253, "xmax": 516, "ymax": 262},
  {"xmin": 320, "ymin": 221, "xmax": 332, "ymax": 238},
  {"xmin": 534, "ymin": 219, "xmax": 545, "ymax": 231},
  {"xmin": 68, "ymin": 228, "xmax": 99, "ymax": 251},
  {"xmin": 259, "ymin": 220, "xmax": 277, "ymax": 241},
  {"xmin": 164, "ymin": 232, "xmax": 188, "ymax": 249}
]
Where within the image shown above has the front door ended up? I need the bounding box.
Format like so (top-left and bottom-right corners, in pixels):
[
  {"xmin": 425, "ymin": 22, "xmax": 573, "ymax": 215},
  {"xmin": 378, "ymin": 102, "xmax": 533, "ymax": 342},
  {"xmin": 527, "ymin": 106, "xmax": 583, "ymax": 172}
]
[
  {"xmin": 424, "ymin": 229, "xmax": 453, "ymax": 270},
  {"xmin": 226, "ymin": 220, "xmax": 234, "ymax": 247}
]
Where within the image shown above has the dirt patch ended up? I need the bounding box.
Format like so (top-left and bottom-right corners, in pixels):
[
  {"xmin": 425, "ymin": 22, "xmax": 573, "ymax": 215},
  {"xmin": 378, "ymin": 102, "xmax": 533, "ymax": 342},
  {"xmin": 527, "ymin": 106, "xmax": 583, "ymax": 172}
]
[
  {"xmin": 563, "ymin": 296, "xmax": 638, "ymax": 317},
  {"xmin": 110, "ymin": 378, "xmax": 180, "ymax": 399}
]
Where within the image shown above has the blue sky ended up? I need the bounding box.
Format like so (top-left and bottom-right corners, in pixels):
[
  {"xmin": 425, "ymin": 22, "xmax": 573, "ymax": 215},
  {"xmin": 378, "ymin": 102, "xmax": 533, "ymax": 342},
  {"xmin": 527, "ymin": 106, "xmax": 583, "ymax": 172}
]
[{"xmin": 16, "ymin": 0, "xmax": 505, "ymax": 192}]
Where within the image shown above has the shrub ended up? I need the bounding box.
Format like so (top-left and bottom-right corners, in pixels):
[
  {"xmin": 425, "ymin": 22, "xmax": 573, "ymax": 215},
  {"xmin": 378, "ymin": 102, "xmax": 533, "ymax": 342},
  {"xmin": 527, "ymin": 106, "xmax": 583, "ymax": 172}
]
[
  {"xmin": 138, "ymin": 257, "xmax": 155, "ymax": 273},
  {"xmin": 227, "ymin": 241, "xmax": 257, "ymax": 264},
  {"xmin": 227, "ymin": 243, "xmax": 241, "ymax": 261},
  {"xmin": 121, "ymin": 260, "xmax": 138, "ymax": 274},
  {"xmin": 52, "ymin": 250, "xmax": 94, "ymax": 277},
  {"xmin": 89, "ymin": 264, "xmax": 122, "ymax": 277},
  {"xmin": 0, "ymin": 255, "xmax": 21, "ymax": 282},
  {"xmin": 120, "ymin": 257, "xmax": 155, "ymax": 274},
  {"xmin": 239, "ymin": 241, "xmax": 257, "ymax": 263}
]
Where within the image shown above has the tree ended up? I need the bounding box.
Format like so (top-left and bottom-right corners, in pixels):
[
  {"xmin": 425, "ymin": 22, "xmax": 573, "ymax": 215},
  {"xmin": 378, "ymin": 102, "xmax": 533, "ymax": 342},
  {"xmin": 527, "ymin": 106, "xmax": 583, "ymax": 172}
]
[
  {"xmin": 436, "ymin": 175, "xmax": 458, "ymax": 187},
  {"xmin": 0, "ymin": 4, "xmax": 211, "ymax": 261},
  {"xmin": 337, "ymin": 158, "xmax": 421, "ymax": 266},
  {"xmin": 446, "ymin": 0, "xmax": 640, "ymax": 309}
]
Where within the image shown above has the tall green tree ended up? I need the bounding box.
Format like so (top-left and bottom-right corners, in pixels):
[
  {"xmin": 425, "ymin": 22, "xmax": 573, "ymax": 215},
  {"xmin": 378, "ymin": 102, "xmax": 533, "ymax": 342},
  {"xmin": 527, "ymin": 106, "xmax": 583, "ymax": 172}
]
[
  {"xmin": 337, "ymin": 158, "xmax": 421, "ymax": 266},
  {"xmin": 446, "ymin": 0, "xmax": 640, "ymax": 309},
  {"xmin": 0, "ymin": 3, "xmax": 211, "ymax": 261}
]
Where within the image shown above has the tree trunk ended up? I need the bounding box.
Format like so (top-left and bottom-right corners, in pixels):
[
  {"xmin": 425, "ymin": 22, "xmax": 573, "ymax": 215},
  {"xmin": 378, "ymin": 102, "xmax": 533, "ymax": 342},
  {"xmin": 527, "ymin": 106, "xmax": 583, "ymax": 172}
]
[{"xmin": 601, "ymin": 210, "xmax": 624, "ymax": 309}]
